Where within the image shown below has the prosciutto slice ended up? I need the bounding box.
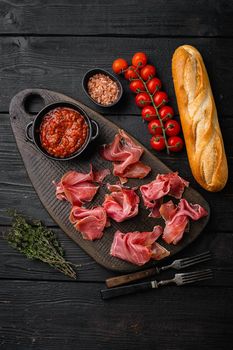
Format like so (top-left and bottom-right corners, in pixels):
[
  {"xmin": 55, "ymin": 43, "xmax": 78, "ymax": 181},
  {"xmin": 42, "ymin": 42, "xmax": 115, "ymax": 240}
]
[
  {"xmin": 70, "ymin": 206, "xmax": 108, "ymax": 240},
  {"xmin": 102, "ymin": 184, "xmax": 139, "ymax": 222},
  {"xmin": 93, "ymin": 168, "xmax": 111, "ymax": 183},
  {"xmin": 110, "ymin": 226, "xmax": 170, "ymax": 266},
  {"xmin": 140, "ymin": 172, "xmax": 189, "ymax": 218},
  {"xmin": 54, "ymin": 166, "xmax": 110, "ymax": 206},
  {"xmin": 160, "ymin": 198, "xmax": 208, "ymax": 245},
  {"xmin": 100, "ymin": 129, "xmax": 151, "ymax": 182}
]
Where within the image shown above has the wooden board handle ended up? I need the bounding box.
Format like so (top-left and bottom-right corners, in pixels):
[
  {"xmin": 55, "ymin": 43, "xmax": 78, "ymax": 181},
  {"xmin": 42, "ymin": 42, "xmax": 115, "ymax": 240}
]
[
  {"xmin": 9, "ymin": 88, "xmax": 74, "ymax": 118},
  {"xmin": 105, "ymin": 267, "xmax": 158, "ymax": 288}
]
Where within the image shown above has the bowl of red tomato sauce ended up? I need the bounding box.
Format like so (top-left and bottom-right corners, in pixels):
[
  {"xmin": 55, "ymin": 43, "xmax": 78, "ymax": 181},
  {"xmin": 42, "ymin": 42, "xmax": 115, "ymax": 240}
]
[{"xmin": 25, "ymin": 102, "xmax": 99, "ymax": 160}]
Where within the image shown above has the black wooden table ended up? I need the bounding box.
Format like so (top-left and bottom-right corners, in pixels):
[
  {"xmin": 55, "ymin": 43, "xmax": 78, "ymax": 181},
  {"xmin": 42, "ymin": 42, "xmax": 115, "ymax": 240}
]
[{"xmin": 0, "ymin": 1, "xmax": 233, "ymax": 349}]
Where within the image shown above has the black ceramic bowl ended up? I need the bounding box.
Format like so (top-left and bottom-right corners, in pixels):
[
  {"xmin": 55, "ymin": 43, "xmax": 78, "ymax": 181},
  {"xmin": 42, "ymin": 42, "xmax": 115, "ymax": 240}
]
[
  {"xmin": 25, "ymin": 101, "xmax": 99, "ymax": 161},
  {"xmin": 82, "ymin": 68, "xmax": 123, "ymax": 107}
]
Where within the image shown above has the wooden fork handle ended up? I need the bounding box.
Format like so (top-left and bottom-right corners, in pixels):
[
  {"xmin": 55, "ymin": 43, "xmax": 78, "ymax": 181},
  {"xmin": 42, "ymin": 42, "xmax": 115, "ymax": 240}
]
[{"xmin": 105, "ymin": 267, "xmax": 158, "ymax": 288}]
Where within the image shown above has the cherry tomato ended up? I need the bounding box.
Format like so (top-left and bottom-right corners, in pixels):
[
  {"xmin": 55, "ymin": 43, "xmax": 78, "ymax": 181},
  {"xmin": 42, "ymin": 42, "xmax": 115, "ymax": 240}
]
[
  {"xmin": 141, "ymin": 106, "xmax": 157, "ymax": 122},
  {"xmin": 153, "ymin": 91, "xmax": 169, "ymax": 107},
  {"xmin": 129, "ymin": 80, "xmax": 145, "ymax": 93},
  {"xmin": 112, "ymin": 58, "xmax": 128, "ymax": 74},
  {"xmin": 168, "ymin": 136, "xmax": 184, "ymax": 152},
  {"xmin": 124, "ymin": 66, "xmax": 138, "ymax": 80},
  {"xmin": 135, "ymin": 92, "xmax": 151, "ymax": 108},
  {"xmin": 148, "ymin": 119, "xmax": 163, "ymax": 135},
  {"xmin": 165, "ymin": 120, "xmax": 180, "ymax": 137},
  {"xmin": 147, "ymin": 77, "xmax": 162, "ymax": 94},
  {"xmin": 159, "ymin": 105, "xmax": 174, "ymax": 121},
  {"xmin": 140, "ymin": 65, "xmax": 156, "ymax": 81},
  {"xmin": 150, "ymin": 135, "xmax": 166, "ymax": 151},
  {"xmin": 132, "ymin": 52, "xmax": 147, "ymax": 68}
]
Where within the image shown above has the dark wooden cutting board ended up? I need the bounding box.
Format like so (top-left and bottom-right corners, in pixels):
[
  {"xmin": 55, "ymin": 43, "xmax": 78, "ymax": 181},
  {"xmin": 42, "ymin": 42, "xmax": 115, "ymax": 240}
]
[{"xmin": 9, "ymin": 88, "xmax": 210, "ymax": 272}]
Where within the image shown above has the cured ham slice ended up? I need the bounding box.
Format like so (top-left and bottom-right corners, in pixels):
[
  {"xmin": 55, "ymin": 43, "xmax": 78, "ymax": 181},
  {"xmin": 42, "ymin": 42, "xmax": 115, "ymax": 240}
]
[
  {"xmin": 160, "ymin": 199, "xmax": 208, "ymax": 245},
  {"xmin": 93, "ymin": 168, "xmax": 111, "ymax": 183},
  {"xmin": 110, "ymin": 226, "xmax": 170, "ymax": 266},
  {"xmin": 140, "ymin": 172, "xmax": 189, "ymax": 218},
  {"xmin": 103, "ymin": 184, "xmax": 139, "ymax": 222},
  {"xmin": 100, "ymin": 129, "xmax": 151, "ymax": 182},
  {"xmin": 54, "ymin": 166, "xmax": 110, "ymax": 206},
  {"xmin": 118, "ymin": 161, "xmax": 151, "ymax": 184},
  {"xmin": 70, "ymin": 206, "xmax": 108, "ymax": 240},
  {"xmin": 156, "ymin": 173, "xmax": 189, "ymax": 199}
]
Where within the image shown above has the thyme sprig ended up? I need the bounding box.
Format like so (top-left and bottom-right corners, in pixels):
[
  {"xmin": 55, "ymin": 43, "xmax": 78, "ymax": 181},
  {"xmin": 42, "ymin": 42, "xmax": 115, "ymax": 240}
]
[{"xmin": 5, "ymin": 211, "xmax": 77, "ymax": 279}]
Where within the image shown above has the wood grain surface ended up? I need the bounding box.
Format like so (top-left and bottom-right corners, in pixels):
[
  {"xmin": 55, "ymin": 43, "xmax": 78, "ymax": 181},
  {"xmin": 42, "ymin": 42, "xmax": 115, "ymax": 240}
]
[
  {"xmin": 1, "ymin": 281, "xmax": 232, "ymax": 350},
  {"xmin": 0, "ymin": 0, "xmax": 232, "ymax": 37},
  {"xmin": 0, "ymin": 37, "xmax": 233, "ymax": 114},
  {"xmin": 1, "ymin": 1, "xmax": 233, "ymax": 349}
]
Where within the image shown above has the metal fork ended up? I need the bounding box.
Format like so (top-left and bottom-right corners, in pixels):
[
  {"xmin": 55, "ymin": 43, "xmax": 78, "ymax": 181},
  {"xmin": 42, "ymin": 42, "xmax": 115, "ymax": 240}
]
[
  {"xmin": 101, "ymin": 269, "xmax": 213, "ymax": 300},
  {"xmin": 106, "ymin": 251, "xmax": 211, "ymax": 288}
]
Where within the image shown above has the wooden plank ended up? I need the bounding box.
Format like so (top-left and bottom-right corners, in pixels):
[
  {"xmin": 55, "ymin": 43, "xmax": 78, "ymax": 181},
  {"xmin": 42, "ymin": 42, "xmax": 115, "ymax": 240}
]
[
  {"xmin": 1, "ymin": 160, "xmax": 232, "ymax": 231},
  {"xmin": 0, "ymin": 37, "xmax": 232, "ymax": 114},
  {"xmin": 0, "ymin": 0, "xmax": 233, "ymax": 37},
  {"xmin": 1, "ymin": 178, "xmax": 232, "ymax": 231},
  {"xmin": 0, "ymin": 280, "xmax": 232, "ymax": 350},
  {"xmin": 0, "ymin": 113, "xmax": 232, "ymax": 232},
  {"xmin": 1, "ymin": 228, "xmax": 233, "ymax": 285},
  {"xmin": 1, "ymin": 113, "xmax": 232, "ymax": 158}
]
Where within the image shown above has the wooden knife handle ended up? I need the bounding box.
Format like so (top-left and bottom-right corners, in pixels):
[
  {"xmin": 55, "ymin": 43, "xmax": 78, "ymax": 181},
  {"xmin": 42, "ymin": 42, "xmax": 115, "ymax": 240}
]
[
  {"xmin": 101, "ymin": 280, "xmax": 153, "ymax": 300},
  {"xmin": 105, "ymin": 267, "xmax": 157, "ymax": 288}
]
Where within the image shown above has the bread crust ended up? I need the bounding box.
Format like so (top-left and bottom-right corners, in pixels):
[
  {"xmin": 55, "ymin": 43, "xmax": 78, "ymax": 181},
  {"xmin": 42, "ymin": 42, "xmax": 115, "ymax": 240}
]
[{"xmin": 172, "ymin": 45, "xmax": 228, "ymax": 192}]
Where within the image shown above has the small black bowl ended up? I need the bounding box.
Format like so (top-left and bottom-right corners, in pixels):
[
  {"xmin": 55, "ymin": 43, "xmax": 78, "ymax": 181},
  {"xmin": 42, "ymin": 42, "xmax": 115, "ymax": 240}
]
[
  {"xmin": 82, "ymin": 68, "xmax": 123, "ymax": 107},
  {"xmin": 25, "ymin": 101, "xmax": 99, "ymax": 161}
]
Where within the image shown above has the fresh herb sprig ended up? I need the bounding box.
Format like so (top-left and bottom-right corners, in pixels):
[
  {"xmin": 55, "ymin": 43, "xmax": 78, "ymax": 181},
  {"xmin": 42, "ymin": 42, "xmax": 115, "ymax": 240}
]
[{"xmin": 5, "ymin": 211, "xmax": 77, "ymax": 279}]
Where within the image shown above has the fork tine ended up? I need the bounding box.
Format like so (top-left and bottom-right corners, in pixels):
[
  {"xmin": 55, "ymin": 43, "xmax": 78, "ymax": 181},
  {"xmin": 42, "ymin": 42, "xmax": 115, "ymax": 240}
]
[
  {"xmin": 181, "ymin": 268, "xmax": 212, "ymax": 277},
  {"xmin": 181, "ymin": 270, "xmax": 213, "ymax": 282},
  {"xmin": 182, "ymin": 274, "xmax": 213, "ymax": 285},
  {"xmin": 180, "ymin": 251, "xmax": 211, "ymax": 264},
  {"xmin": 181, "ymin": 269, "xmax": 212, "ymax": 277},
  {"xmin": 183, "ymin": 252, "xmax": 211, "ymax": 261},
  {"xmin": 183, "ymin": 272, "xmax": 213, "ymax": 282},
  {"xmin": 180, "ymin": 251, "xmax": 211, "ymax": 260},
  {"xmin": 180, "ymin": 255, "xmax": 211, "ymax": 268}
]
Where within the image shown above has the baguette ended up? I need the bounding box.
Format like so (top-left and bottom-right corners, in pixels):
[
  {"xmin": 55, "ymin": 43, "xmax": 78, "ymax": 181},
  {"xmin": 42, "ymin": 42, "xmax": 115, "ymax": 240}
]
[{"xmin": 172, "ymin": 45, "xmax": 228, "ymax": 192}]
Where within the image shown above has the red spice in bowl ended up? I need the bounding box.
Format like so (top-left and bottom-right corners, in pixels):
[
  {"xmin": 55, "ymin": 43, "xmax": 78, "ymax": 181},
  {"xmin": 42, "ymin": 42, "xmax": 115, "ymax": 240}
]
[
  {"xmin": 40, "ymin": 107, "xmax": 88, "ymax": 158},
  {"xmin": 87, "ymin": 73, "xmax": 120, "ymax": 106}
]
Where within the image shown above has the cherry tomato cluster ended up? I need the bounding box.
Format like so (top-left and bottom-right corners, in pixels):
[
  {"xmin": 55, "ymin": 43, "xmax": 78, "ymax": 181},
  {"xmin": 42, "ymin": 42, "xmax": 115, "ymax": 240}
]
[{"xmin": 112, "ymin": 52, "xmax": 184, "ymax": 153}]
